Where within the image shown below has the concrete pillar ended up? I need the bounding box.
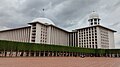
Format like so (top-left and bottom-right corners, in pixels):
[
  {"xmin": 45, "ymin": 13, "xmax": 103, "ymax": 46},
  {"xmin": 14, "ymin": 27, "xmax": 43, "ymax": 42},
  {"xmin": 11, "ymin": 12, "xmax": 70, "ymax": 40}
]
[
  {"xmin": 22, "ymin": 52, "xmax": 25, "ymax": 57},
  {"xmin": 34, "ymin": 52, "xmax": 36, "ymax": 57},
  {"xmin": 109, "ymin": 54, "xmax": 111, "ymax": 57},
  {"xmin": 2, "ymin": 50, "xmax": 5, "ymax": 57},
  {"xmin": 16, "ymin": 51, "xmax": 18, "ymax": 57},
  {"xmin": 39, "ymin": 51, "xmax": 41, "ymax": 57},
  {"xmin": 65, "ymin": 52, "xmax": 67, "ymax": 57},
  {"xmin": 16, "ymin": 52, "xmax": 19, "ymax": 57},
  {"xmin": 68, "ymin": 52, "xmax": 70, "ymax": 57},
  {"xmin": 10, "ymin": 50, "xmax": 13, "ymax": 57},
  {"xmin": 56, "ymin": 52, "xmax": 57, "ymax": 57},
  {"xmin": 52, "ymin": 52, "xmax": 54, "ymax": 57},
  {"xmin": 62, "ymin": 52, "xmax": 64, "ymax": 57},
  {"xmin": 58, "ymin": 52, "xmax": 61, "ymax": 57},
  {"xmin": 66, "ymin": 52, "xmax": 68, "ymax": 57},
  {"xmin": 28, "ymin": 51, "xmax": 31, "ymax": 57},
  {"xmin": 111, "ymin": 54, "xmax": 114, "ymax": 57},
  {"xmin": 72, "ymin": 52, "xmax": 73, "ymax": 57},
  {"xmin": 43, "ymin": 51, "xmax": 45, "ymax": 57},
  {"xmin": 47, "ymin": 51, "xmax": 49, "ymax": 57}
]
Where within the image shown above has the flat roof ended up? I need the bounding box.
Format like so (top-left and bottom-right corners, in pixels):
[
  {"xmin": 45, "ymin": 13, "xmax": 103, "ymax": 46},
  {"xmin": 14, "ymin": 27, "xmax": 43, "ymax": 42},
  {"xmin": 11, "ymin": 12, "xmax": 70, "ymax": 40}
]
[
  {"xmin": 0, "ymin": 26, "xmax": 31, "ymax": 32},
  {"xmin": 75, "ymin": 25, "xmax": 116, "ymax": 32}
]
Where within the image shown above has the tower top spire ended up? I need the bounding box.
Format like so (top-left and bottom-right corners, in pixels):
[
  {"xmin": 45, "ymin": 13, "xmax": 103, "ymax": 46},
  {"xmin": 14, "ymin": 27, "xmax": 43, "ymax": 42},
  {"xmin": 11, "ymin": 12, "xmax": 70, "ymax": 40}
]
[
  {"xmin": 89, "ymin": 11, "xmax": 100, "ymax": 19},
  {"xmin": 88, "ymin": 11, "xmax": 100, "ymax": 26}
]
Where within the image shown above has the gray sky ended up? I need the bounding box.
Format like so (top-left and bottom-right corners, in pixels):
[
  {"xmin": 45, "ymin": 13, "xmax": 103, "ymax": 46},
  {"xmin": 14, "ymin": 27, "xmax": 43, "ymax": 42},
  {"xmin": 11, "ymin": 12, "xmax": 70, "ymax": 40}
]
[{"xmin": 0, "ymin": 0, "xmax": 120, "ymax": 48}]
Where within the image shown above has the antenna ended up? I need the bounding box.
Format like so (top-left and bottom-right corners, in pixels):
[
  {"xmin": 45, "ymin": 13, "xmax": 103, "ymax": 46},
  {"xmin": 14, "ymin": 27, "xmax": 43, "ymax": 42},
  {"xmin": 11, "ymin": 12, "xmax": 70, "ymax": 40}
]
[
  {"xmin": 43, "ymin": 9, "xmax": 45, "ymax": 11},
  {"xmin": 41, "ymin": 8, "xmax": 45, "ymax": 17}
]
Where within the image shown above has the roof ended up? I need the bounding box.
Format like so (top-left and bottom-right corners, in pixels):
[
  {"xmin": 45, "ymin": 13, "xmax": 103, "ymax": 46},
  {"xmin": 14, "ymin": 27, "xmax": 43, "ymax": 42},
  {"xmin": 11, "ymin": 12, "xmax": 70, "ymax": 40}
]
[
  {"xmin": 31, "ymin": 18, "xmax": 55, "ymax": 25},
  {"xmin": 89, "ymin": 11, "xmax": 100, "ymax": 19},
  {"xmin": 75, "ymin": 25, "xmax": 116, "ymax": 32},
  {"xmin": 28, "ymin": 21, "xmax": 69, "ymax": 33},
  {"xmin": 0, "ymin": 26, "xmax": 31, "ymax": 32}
]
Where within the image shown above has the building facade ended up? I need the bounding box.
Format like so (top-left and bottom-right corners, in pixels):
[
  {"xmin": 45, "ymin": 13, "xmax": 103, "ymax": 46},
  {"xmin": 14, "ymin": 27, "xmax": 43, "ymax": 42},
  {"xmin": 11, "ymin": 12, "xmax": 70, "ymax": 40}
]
[{"xmin": 0, "ymin": 12, "xmax": 116, "ymax": 49}]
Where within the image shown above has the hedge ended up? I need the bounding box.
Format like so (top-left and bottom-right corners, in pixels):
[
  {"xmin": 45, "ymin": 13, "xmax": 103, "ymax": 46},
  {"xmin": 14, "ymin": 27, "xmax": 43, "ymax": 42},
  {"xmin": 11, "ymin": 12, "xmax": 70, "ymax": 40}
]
[{"xmin": 0, "ymin": 40, "xmax": 120, "ymax": 54}]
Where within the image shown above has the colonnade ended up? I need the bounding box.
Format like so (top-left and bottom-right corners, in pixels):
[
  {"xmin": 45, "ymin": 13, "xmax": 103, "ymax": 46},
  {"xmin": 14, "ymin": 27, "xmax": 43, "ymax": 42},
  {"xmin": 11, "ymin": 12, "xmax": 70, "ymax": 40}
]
[{"xmin": 0, "ymin": 50, "xmax": 120, "ymax": 58}]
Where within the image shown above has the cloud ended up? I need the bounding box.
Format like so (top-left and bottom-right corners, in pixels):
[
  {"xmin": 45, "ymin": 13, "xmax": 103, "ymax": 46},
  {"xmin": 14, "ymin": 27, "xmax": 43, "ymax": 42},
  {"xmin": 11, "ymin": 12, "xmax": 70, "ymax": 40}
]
[{"xmin": 0, "ymin": 26, "xmax": 10, "ymax": 31}]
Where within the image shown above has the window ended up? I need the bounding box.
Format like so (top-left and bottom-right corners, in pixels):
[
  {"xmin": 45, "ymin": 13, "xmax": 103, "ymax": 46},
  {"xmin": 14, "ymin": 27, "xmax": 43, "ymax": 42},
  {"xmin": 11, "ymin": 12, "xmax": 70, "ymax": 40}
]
[
  {"xmin": 95, "ymin": 45, "xmax": 98, "ymax": 49},
  {"xmin": 92, "ymin": 45, "xmax": 94, "ymax": 48},
  {"xmin": 94, "ymin": 22, "xmax": 97, "ymax": 24},
  {"xmin": 90, "ymin": 45, "xmax": 91, "ymax": 48},
  {"xmin": 91, "ymin": 23, "xmax": 93, "ymax": 25},
  {"xmin": 94, "ymin": 19, "xmax": 97, "ymax": 21}
]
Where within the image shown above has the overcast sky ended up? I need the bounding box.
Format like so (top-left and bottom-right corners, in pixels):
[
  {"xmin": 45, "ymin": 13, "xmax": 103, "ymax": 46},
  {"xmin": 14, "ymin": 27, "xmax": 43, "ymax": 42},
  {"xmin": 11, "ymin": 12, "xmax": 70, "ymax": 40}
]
[{"xmin": 0, "ymin": 0, "xmax": 120, "ymax": 48}]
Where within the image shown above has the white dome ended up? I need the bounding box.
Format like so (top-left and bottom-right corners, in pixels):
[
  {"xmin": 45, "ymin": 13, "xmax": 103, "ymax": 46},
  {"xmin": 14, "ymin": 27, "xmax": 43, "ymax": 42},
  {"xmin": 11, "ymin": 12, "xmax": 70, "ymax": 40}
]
[
  {"xmin": 31, "ymin": 18, "xmax": 55, "ymax": 25},
  {"xmin": 89, "ymin": 11, "xmax": 100, "ymax": 19}
]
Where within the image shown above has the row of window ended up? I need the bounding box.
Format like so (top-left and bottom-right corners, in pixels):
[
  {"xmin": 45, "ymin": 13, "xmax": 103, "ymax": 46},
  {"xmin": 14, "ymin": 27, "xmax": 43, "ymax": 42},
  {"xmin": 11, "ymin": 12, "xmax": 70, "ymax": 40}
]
[
  {"xmin": 40, "ymin": 26, "xmax": 47, "ymax": 43},
  {"xmin": 80, "ymin": 45, "xmax": 98, "ymax": 49},
  {"xmin": 31, "ymin": 25, "xmax": 36, "ymax": 42},
  {"xmin": 79, "ymin": 27, "xmax": 97, "ymax": 31},
  {"xmin": 79, "ymin": 41, "xmax": 97, "ymax": 45}
]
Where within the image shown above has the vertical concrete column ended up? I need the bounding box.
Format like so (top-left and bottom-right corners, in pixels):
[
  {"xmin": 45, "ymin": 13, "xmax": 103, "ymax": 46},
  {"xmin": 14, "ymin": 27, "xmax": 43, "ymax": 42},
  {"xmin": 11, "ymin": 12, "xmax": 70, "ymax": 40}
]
[
  {"xmin": 66, "ymin": 52, "xmax": 68, "ymax": 57},
  {"xmin": 109, "ymin": 54, "xmax": 111, "ymax": 57},
  {"xmin": 34, "ymin": 52, "xmax": 36, "ymax": 57},
  {"xmin": 28, "ymin": 51, "xmax": 31, "ymax": 57},
  {"xmin": 16, "ymin": 51, "xmax": 18, "ymax": 57},
  {"xmin": 2, "ymin": 50, "xmax": 5, "ymax": 57},
  {"xmin": 65, "ymin": 52, "xmax": 67, "ymax": 57},
  {"xmin": 23, "ymin": 51, "xmax": 25, "ymax": 57},
  {"xmin": 18, "ymin": 51, "xmax": 20, "ymax": 57},
  {"xmin": 56, "ymin": 52, "xmax": 57, "ymax": 57},
  {"xmin": 39, "ymin": 51, "xmax": 41, "ymax": 57},
  {"xmin": 72, "ymin": 52, "xmax": 73, "ymax": 57},
  {"xmin": 63, "ymin": 51, "xmax": 64, "ymax": 57},
  {"xmin": 52, "ymin": 52, "xmax": 54, "ymax": 57},
  {"xmin": 17, "ymin": 51, "xmax": 19, "ymax": 57},
  {"xmin": 111, "ymin": 54, "xmax": 114, "ymax": 57},
  {"xmin": 58, "ymin": 52, "xmax": 61, "ymax": 57},
  {"xmin": 10, "ymin": 50, "xmax": 13, "ymax": 57},
  {"xmin": 117, "ymin": 53, "xmax": 119, "ymax": 57},
  {"xmin": 68, "ymin": 52, "xmax": 70, "ymax": 57},
  {"xmin": 43, "ymin": 51, "xmax": 45, "ymax": 57}
]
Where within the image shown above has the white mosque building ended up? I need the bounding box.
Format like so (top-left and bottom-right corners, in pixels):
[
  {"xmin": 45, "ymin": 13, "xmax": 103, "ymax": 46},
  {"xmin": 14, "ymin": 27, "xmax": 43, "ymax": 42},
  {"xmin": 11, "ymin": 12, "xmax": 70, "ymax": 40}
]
[{"xmin": 0, "ymin": 12, "xmax": 116, "ymax": 49}]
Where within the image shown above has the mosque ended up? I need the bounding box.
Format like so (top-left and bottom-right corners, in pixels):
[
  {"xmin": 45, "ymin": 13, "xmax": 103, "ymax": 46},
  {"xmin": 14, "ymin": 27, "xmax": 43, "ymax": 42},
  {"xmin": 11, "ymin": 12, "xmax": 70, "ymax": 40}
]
[{"xmin": 0, "ymin": 11, "xmax": 116, "ymax": 49}]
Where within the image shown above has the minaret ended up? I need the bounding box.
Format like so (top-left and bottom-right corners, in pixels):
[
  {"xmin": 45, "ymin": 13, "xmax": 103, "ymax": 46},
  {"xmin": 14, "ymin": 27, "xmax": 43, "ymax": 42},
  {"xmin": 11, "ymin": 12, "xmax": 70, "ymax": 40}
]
[{"xmin": 88, "ymin": 11, "xmax": 100, "ymax": 26}]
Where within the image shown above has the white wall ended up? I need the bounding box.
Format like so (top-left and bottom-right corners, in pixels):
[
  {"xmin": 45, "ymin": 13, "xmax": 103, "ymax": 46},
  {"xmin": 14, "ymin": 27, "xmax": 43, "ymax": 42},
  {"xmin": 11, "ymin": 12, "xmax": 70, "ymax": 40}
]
[
  {"xmin": 97, "ymin": 27, "xmax": 101, "ymax": 48},
  {"xmin": 0, "ymin": 27, "xmax": 31, "ymax": 42},
  {"xmin": 108, "ymin": 31, "xmax": 115, "ymax": 49}
]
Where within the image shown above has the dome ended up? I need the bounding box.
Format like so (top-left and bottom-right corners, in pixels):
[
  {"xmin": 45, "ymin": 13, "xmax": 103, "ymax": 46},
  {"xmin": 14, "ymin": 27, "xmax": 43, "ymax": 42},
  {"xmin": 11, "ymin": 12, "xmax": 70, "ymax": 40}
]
[
  {"xmin": 89, "ymin": 11, "xmax": 100, "ymax": 19},
  {"xmin": 31, "ymin": 18, "xmax": 55, "ymax": 25}
]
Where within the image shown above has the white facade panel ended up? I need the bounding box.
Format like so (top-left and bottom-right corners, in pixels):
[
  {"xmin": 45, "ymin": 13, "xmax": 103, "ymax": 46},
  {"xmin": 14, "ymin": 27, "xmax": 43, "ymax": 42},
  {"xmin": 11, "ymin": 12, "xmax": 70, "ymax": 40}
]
[{"xmin": 108, "ymin": 31, "xmax": 115, "ymax": 49}]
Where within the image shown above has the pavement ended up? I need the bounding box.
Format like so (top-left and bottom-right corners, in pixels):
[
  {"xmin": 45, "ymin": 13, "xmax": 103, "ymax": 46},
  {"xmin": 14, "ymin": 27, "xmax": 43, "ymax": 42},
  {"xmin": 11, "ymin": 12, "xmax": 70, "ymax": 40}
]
[{"xmin": 0, "ymin": 57, "xmax": 119, "ymax": 67}]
